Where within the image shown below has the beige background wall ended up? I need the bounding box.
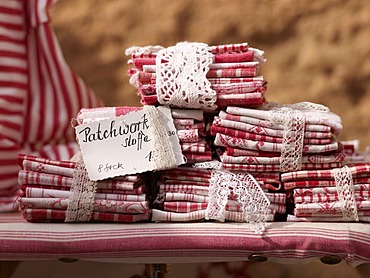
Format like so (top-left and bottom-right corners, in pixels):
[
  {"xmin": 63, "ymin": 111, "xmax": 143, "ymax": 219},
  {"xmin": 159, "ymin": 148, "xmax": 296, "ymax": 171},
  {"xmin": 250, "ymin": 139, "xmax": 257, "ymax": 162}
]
[{"xmin": 50, "ymin": 0, "xmax": 370, "ymax": 149}]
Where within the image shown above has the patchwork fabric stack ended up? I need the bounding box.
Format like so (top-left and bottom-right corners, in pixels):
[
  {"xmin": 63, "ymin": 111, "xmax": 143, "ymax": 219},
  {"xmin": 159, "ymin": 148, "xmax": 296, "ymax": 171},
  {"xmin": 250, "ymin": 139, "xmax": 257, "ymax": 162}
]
[
  {"xmin": 152, "ymin": 166, "xmax": 212, "ymax": 222},
  {"xmin": 211, "ymin": 103, "xmax": 345, "ymax": 173},
  {"xmin": 124, "ymin": 42, "xmax": 282, "ymax": 229},
  {"xmin": 17, "ymin": 155, "xmax": 151, "ymax": 222},
  {"xmin": 13, "ymin": 39, "xmax": 366, "ymax": 230},
  {"xmin": 126, "ymin": 42, "xmax": 267, "ymax": 109},
  {"xmin": 170, "ymin": 108, "xmax": 212, "ymax": 164},
  {"xmin": 152, "ymin": 166, "xmax": 286, "ymax": 222},
  {"xmin": 282, "ymin": 163, "xmax": 370, "ymax": 222}
]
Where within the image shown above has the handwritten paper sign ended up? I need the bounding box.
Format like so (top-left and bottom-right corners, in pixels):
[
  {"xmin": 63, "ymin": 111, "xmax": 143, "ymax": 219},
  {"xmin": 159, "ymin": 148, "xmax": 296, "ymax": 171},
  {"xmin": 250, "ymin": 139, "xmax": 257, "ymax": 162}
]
[{"xmin": 75, "ymin": 106, "xmax": 185, "ymax": 180}]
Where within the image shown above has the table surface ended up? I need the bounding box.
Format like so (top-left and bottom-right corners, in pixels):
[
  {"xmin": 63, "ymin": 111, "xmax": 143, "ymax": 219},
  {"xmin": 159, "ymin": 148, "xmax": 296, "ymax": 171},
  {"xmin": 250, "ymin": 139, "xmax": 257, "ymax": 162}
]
[{"xmin": 1, "ymin": 212, "xmax": 370, "ymax": 267}]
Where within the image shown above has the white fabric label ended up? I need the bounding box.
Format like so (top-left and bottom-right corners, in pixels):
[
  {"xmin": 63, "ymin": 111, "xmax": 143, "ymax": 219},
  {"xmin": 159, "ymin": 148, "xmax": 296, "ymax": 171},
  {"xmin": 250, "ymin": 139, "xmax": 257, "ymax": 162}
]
[{"xmin": 75, "ymin": 106, "xmax": 185, "ymax": 180}]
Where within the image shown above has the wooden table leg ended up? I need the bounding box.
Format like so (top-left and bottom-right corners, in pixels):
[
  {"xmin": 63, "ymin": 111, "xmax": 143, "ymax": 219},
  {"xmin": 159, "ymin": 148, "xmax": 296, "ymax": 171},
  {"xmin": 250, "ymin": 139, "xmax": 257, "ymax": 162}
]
[
  {"xmin": 144, "ymin": 264, "xmax": 170, "ymax": 278},
  {"xmin": 0, "ymin": 261, "xmax": 20, "ymax": 278},
  {"xmin": 356, "ymin": 263, "xmax": 370, "ymax": 278}
]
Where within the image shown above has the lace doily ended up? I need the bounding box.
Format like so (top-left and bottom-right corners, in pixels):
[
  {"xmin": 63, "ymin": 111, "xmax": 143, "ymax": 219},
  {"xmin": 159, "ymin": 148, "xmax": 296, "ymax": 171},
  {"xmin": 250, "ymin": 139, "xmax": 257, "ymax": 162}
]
[
  {"xmin": 206, "ymin": 170, "xmax": 270, "ymax": 234},
  {"xmin": 333, "ymin": 165, "xmax": 359, "ymax": 221},
  {"xmin": 144, "ymin": 105, "xmax": 178, "ymax": 171},
  {"xmin": 156, "ymin": 42, "xmax": 217, "ymax": 110},
  {"xmin": 65, "ymin": 160, "xmax": 97, "ymax": 222},
  {"xmin": 270, "ymin": 107, "xmax": 305, "ymax": 172}
]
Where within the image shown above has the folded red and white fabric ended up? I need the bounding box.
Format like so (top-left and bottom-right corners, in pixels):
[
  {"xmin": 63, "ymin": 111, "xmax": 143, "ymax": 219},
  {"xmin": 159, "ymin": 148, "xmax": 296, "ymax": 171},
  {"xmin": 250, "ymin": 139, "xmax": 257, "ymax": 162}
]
[
  {"xmin": 282, "ymin": 163, "xmax": 370, "ymax": 222},
  {"xmin": 17, "ymin": 154, "xmax": 151, "ymax": 223},
  {"xmin": 76, "ymin": 106, "xmax": 213, "ymax": 164},
  {"xmin": 125, "ymin": 42, "xmax": 267, "ymax": 109},
  {"xmin": 152, "ymin": 165, "xmax": 286, "ymax": 223},
  {"xmin": 211, "ymin": 102, "xmax": 345, "ymax": 174},
  {"xmin": 0, "ymin": 1, "xmax": 102, "ymax": 211}
]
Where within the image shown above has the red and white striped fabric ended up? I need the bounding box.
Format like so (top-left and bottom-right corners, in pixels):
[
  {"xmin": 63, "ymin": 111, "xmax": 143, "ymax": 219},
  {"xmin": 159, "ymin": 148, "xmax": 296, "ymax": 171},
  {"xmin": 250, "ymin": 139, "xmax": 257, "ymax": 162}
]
[
  {"xmin": 152, "ymin": 166, "xmax": 285, "ymax": 222},
  {"xmin": 1, "ymin": 215, "xmax": 370, "ymax": 267},
  {"xmin": 0, "ymin": 0, "xmax": 102, "ymax": 211}
]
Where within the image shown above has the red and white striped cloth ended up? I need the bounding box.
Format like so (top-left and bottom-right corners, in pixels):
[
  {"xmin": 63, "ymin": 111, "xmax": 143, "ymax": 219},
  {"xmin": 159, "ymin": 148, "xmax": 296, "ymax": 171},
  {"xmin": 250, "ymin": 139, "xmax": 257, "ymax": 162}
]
[
  {"xmin": 125, "ymin": 42, "xmax": 267, "ymax": 109},
  {"xmin": 282, "ymin": 163, "xmax": 370, "ymax": 222},
  {"xmin": 17, "ymin": 154, "xmax": 151, "ymax": 222},
  {"xmin": 0, "ymin": 1, "xmax": 102, "ymax": 211},
  {"xmin": 211, "ymin": 103, "xmax": 344, "ymax": 173},
  {"xmin": 152, "ymin": 166, "xmax": 286, "ymax": 222}
]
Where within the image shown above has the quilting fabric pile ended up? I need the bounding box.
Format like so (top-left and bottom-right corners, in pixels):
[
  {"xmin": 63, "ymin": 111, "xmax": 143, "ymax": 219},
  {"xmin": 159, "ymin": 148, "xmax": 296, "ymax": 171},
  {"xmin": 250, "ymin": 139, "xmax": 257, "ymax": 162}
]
[
  {"xmin": 211, "ymin": 103, "xmax": 345, "ymax": 174},
  {"xmin": 17, "ymin": 154, "xmax": 151, "ymax": 223},
  {"xmin": 0, "ymin": 1, "xmax": 102, "ymax": 211},
  {"xmin": 125, "ymin": 42, "xmax": 267, "ymax": 110},
  {"xmin": 171, "ymin": 108, "xmax": 212, "ymax": 163},
  {"xmin": 152, "ymin": 165, "xmax": 286, "ymax": 222},
  {"xmin": 282, "ymin": 163, "xmax": 370, "ymax": 222}
]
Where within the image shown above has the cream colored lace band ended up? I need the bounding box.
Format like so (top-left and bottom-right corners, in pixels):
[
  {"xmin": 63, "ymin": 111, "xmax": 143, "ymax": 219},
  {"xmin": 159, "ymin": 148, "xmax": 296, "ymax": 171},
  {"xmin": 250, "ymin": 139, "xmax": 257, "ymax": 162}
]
[
  {"xmin": 65, "ymin": 160, "xmax": 97, "ymax": 222},
  {"xmin": 144, "ymin": 105, "xmax": 178, "ymax": 171},
  {"xmin": 333, "ymin": 165, "xmax": 359, "ymax": 221},
  {"xmin": 156, "ymin": 42, "xmax": 217, "ymax": 110}
]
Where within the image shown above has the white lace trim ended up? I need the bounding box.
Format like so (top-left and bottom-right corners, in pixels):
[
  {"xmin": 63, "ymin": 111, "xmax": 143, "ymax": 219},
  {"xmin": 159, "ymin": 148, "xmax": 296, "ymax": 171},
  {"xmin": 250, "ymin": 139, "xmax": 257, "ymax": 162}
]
[
  {"xmin": 206, "ymin": 170, "xmax": 270, "ymax": 234},
  {"xmin": 65, "ymin": 160, "xmax": 97, "ymax": 222},
  {"xmin": 263, "ymin": 101, "xmax": 330, "ymax": 112},
  {"xmin": 192, "ymin": 160, "xmax": 222, "ymax": 170},
  {"xmin": 333, "ymin": 166, "xmax": 359, "ymax": 221},
  {"xmin": 288, "ymin": 101, "xmax": 330, "ymax": 112},
  {"xmin": 270, "ymin": 107, "xmax": 305, "ymax": 172},
  {"xmin": 156, "ymin": 42, "xmax": 217, "ymax": 110},
  {"xmin": 125, "ymin": 45, "xmax": 164, "ymax": 56},
  {"xmin": 144, "ymin": 105, "xmax": 178, "ymax": 171}
]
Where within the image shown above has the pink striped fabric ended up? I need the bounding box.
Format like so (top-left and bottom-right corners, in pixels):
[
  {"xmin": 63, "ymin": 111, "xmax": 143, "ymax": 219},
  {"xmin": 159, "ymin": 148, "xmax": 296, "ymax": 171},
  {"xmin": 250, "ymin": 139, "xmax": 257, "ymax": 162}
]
[
  {"xmin": 2, "ymin": 217, "xmax": 370, "ymax": 266},
  {"xmin": 0, "ymin": 0, "xmax": 102, "ymax": 211}
]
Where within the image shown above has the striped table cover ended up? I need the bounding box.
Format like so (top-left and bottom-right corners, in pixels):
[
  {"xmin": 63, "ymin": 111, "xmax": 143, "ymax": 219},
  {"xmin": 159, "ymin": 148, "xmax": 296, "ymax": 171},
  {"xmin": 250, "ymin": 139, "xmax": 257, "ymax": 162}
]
[
  {"xmin": 0, "ymin": 212, "xmax": 370, "ymax": 267},
  {"xmin": 0, "ymin": 0, "xmax": 102, "ymax": 210}
]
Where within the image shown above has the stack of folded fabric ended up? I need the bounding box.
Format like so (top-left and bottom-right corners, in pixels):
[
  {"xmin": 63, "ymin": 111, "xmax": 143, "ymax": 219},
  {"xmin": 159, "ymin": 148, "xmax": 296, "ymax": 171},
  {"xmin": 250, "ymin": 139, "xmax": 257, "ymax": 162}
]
[
  {"xmin": 151, "ymin": 165, "xmax": 286, "ymax": 222},
  {"xmin": 17, "ymin": 155, "xmax": 151, "ymax": 223},
  {"xmin": 282, "ymin": 163, "xmax": 370, "ymax": 222},
  {"xmin": 77, "ymin": 106, "xmax": 213, "ymax": 164},
  {"xmin": 171, "ymin": 108, "xmax": 212, "ymax": 163},
  {"xmin": 125, "ymin": 42, "xmax": 267, "ymax": 109},
  {"xmin": 211, "ymin": 103, "xmax": 345, "ymax": 174}
]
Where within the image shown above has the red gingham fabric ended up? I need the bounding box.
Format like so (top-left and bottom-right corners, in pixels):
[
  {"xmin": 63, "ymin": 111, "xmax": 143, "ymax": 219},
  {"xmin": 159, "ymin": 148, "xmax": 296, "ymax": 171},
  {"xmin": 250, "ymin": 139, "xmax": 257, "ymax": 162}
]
[{"xmin": 0, "ymin": 0, "xmax": 102, "ymax": 211}]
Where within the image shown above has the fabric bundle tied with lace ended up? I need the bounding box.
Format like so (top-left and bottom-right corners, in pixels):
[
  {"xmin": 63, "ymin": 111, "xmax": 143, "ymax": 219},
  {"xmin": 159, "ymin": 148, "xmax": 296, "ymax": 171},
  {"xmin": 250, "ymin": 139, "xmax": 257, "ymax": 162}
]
[
  {"xmin": 281, "ymin": 163, "xmax": 370, "ymax": 222},
  {"xmin": 17, "ymin": 153, "xmax": 151, "ymax": 223},
  {"xmin": 212, "ymin": 101, "xmax": 344, "ymax": 175},
  {"xmin": 206, "ymin": 169, "xmax": 271, "ymax": 234},
  {"xmin": 126, "ymin": 42, "xmax": 267, "ymax": 109}
]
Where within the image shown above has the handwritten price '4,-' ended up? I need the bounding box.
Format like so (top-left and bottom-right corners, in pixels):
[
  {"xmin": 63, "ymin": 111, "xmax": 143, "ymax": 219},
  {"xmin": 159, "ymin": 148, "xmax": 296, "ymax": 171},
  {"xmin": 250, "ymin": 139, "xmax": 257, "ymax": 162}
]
[{"xmin": 145, "ymin": 151, "xmax": 153, "ymax": 162}]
